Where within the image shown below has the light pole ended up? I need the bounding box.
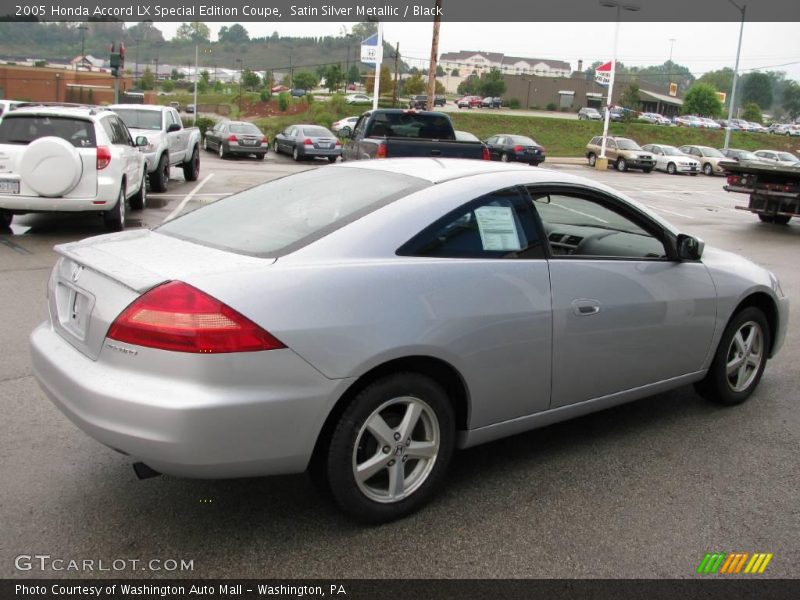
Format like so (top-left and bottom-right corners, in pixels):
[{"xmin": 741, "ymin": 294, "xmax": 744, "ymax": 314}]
[
  {"xmin": 597, "ymin": 1, "xmax": 640, "ymax": 168},
  {"xmin": 77, "ymin": 25, "xmax": 88, "ymax": 71},
  {"xmin": 668, "ymin": 38, "xmax": 676, "ymax": 64},
  {"xmin": 236, "ymin": 58, "xmax": 243, "ymax": 114},
  {"xmin": 723, "ymin": 0, "xmax": 746, "ymax": 150}
]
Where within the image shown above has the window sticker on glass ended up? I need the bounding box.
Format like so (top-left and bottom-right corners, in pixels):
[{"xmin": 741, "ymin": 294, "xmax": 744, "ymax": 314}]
[{"xmin": 474, "ymin": 205, "xmax": 522, "ymax": 251}]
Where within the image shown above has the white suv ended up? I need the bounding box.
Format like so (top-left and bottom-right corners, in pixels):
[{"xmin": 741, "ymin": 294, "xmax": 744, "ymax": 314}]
[{"xmin": 0, "ymin": 105, "xmax": 147, "ymax": 231}]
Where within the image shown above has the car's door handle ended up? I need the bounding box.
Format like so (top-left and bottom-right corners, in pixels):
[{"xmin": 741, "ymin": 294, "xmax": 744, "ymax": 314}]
[{"xmin": 572, "ymin": 299, "xmax": 601, "ymax": 316}]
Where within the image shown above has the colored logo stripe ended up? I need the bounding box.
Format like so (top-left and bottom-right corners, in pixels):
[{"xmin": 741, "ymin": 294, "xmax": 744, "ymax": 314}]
[
  {"xmin": 744, "ymin": 553, "xmax": 773, "ymax": 574},
  {"xmin": 720, "ymin": 553, "xmax": 749, "ymax": 573},
  {"xmin": 697, "ymin": 553, "xmax": 726, "ymax": 574},
  {"xmin": 697, "ymin": 552, "xmax": 773, "ymax": 574}
]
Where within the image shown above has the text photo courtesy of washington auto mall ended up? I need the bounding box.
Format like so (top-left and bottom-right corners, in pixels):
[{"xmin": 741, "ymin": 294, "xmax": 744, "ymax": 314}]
[{"xmin": 1, "ymin": 0, "xmax": 799, "ymax": 598}]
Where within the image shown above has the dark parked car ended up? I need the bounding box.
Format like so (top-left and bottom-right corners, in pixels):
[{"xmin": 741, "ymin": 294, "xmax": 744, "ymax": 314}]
[
  {"xmin": 273, "ymin": 124, "xmax": 341, "ymax": 162},
  {"xmin": 718, "ymin": 148, "xmax": 770, "ymax": 164},
  {"xmin": 408, "ymin": 95, "xmax": 446, "ymax": 109},
  {"xmin": 291, "ymin": 89, "xmax": 307, "ymax": 97},
  {"xmin": 481, "ymin": 97, "xmax": 502, "ymax": 109},
  {"xmin": 484, "ymin": 134, "xmax": 546, "ymax": 166},
  {"xmin": 203, "ymin": 121, "xmax": 268, "ymax": 160}
]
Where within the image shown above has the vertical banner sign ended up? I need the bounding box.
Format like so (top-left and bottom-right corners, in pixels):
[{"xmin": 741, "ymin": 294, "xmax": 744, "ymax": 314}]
[
  {"xmin": 361, "ymin": 29, "xmax": 383, "ymax": 110},
  {"xmin": 669, "ymin": 82, "xmax": 678, "ymax": 96},
  {"xmin": 595, "ymin": 61, "xmax": 612, "ymax": 87}
]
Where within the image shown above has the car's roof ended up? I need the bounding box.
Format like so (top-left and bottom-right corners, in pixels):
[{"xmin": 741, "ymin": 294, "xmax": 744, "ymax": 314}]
[
  {"xmin": 110, "ymin": 104, "xmax": 166, "ymax": 112},
  {"xmin": 5, "ymin": 105, "xmax": 105, "ymax": 120},
  {"xmin": 334, "ymin": 158, "xmax": 570, "ymax": 184}
]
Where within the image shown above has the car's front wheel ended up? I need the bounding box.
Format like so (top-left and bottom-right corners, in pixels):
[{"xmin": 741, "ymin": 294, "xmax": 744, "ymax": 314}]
[
  {"xmin": 667, "ymin": 162, "xmax": 677, "ymax": 175},
  {"xmin": 149, "ymin": 154, "xmax": 169, "ymax": 193},
  {"xmin": 321, "ymin": 373, "xmax": 455, "ymax": 524},
  {"xmin": 616, "ymin": 157, "xmax": 628, "ymax": 172},
  {"xmin": 703, "ymin": 163, "xmax": 714, "ymax": 176},
  {"xmin": 588, "ymin": 153, "xmax": 597, "ymax": 167},
  {"xmin": 695, "ymin": 307, "xmax": 770, "ymax": 406}
]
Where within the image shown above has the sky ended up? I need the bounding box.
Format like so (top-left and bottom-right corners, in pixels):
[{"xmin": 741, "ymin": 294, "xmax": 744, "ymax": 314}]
[{"xmin": 153, "ymin": 21, "xmax": 800, "ymax": 81}]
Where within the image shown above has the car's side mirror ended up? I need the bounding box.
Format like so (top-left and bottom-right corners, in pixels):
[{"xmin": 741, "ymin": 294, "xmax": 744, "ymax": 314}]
[
  {"xmin": 677, "ymin": 234, "xmax": 704, "ymax": 261},
  {"xmin": 135, "ymin": 136, "xmax": 149, "ymax": 147},
  {"xmin": 167, "ymin": 123, "xmax": 181, "ymax": 133}
]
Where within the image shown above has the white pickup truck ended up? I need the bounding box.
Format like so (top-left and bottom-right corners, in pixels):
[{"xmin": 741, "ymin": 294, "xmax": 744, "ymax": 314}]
[{"xmin": 110, "ymin": 104, "xmax": 201, "ymax": 192}]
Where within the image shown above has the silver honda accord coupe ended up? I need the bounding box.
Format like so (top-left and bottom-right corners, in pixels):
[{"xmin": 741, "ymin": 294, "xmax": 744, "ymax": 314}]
[{"xmin": 31, "ymin": 159, "xmax": 788, "ymax": 523}]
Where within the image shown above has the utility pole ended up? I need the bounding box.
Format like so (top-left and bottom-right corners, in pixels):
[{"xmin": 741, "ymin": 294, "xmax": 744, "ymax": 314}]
[
  {"xmin": 425, "ymin": 0, "xmax": 443, "ymax": 111},
  {"xmin": 723, "ymin": 1, "xmax": 746, "ymax": 150},
  {"xmin": 77, "ymin": 25, "xmax": 88, "ymax": 71},
  {"xmin": 393, "ymin": 42, "xmax": 400, "ymax": 108},
  {"xmin": 237, "ymin": 58, "xmax": 243, "ymax": 114}
]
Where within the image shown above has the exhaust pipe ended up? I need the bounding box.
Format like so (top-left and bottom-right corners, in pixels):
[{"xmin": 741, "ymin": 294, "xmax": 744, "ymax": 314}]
[{"xmin": 132, "ymin": 462, "xmax": 161, "ymax": 480}]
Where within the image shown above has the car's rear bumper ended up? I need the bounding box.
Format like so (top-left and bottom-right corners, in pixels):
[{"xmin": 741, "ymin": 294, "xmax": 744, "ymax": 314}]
[
  {"xmin": 30, "ymin": 322, "xmax": 353, "ymax": 479},
  {"xmin": 299, "ymin": 147, "xmax": 342, "ymax": 158},
  {"xmin": 227, "ymin": 144, "xmax": 268, "ymax": 155},
  {"xmin": 0, "ymin": 179, "xmax": 119, "ymax": 212}
]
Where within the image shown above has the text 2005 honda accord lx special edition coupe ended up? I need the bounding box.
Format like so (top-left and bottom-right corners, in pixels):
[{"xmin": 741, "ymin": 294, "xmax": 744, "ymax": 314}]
[{"xmin": 31, "ymin": 159, "xmax": 788, "ymax": 523}]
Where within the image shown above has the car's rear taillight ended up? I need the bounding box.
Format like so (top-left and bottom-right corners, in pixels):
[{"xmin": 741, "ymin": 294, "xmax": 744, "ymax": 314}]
[
  {"xmin": 227, "ymin": 134, "xmax": 238, "ymax": 142},
  {"xmin": 376, "ymin": 141, "xmax": 387, "ymax": 158},
  {"xmin": 107, "ymin": 281, "xmax": 285, "ymax": 354},
  {"xmin": 513, "ymin": 145, "xmax": 524, "ymax": 152},
  {"xmin": 96, "ymin": 146, "xmax": 111, "ymax": 170},
  {"xmin": 482, "ymin": 146, "xmax": 490, "ymax": 161},
  {"xmin": 303, "ymin": 138, "xmax": 313, "ymax": 146},
  {"xmin": 262, "ymin": 136, "xmax": 269, "ymax": 144}
]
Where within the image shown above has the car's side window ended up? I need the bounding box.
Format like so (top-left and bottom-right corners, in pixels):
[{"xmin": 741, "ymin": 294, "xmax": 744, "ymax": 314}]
[
  {"xmin": 352, "ymin": 117, "xmax": 368, "ymax": 139},
  {"xmin": 607, "ymin": 139, "xmax": 617, "ymax": 149},
  {"xmin": 527, "ymin": 189, "xmax": 668, "ymax": 260},
  {"xmin": 397, "ymin": 188, "xmax": 543, "ymax": 259}
]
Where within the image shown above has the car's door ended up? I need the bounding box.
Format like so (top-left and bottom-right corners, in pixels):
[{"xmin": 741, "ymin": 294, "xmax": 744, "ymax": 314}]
[
  {"xmin": 106, "ymin": 115, "xmax": 140, "ymax": 197},
  {"xmin": 166, "ymin": 109, "xmax": 186, "ymax": 163},
  {"xmin": 397, "ymin": 186, "xmax": 552, "ymax": 425},
  {"xmin": 484, "ymin": 136, "xmax": 500, "ymax": 159},
  {"xmin": 207, "ymin": 123, "xmax": 222, "ymax": 149},
  {"xmin": 526, "ymin": 185, "xmax": 717, "ymax": 409}
]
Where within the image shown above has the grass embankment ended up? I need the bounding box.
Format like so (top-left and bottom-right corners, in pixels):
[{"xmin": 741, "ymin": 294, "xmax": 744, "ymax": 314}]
[{"xmin": 449, "ymin": 113, "xmax": 800, "ymax": 156}]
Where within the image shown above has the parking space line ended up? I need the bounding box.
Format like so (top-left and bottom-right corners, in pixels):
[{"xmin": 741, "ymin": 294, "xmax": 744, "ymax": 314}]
[
  {"xmin": 642, "ymin": 204, "xmax": 695, "ymax": 219},
  {"xmin": 163, "ymin": 173, "xmax": 215, "ymax": 223}
]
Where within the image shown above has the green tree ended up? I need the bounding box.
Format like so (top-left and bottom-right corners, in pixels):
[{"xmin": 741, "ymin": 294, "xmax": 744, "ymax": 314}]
[
  {"xmin": 741, "ymin": 72, "xmax": 773, "ymax": 109},
  {"xmin": 682, "ymin": 82, "xmax": 724, "ymax": 117},
  {"xmin": 213, "ymin": 80, "xmax": 223, "ymax": 93},
  {"xmin": 347, "ymin": 65, "xmax": 360, "ymax": 85},
  {"xmin": 480, "ymin": 68, "xmax": 506, "ymax": 97},
  {"xmin": 781, "ymin": 80, "xmax": 800, "ymax": 120},
  {"xmin": 175, "ymin": 22, "xmax": 210, "ymax": 43},
  {"xmin": 435, "ymin": 65, "xmax": 445, "ymax": 77},
  {"xmin": 218, "ymin": 24, "xmax": 249, "ymax": 44},
  {"xmin": 698, "ymin": 67, "xmax": 734, "ymax": 95},
  {"xmin": 139, "ymin": 67, "xmax": 155, "ymax": 91},
  {"xmin": 161, "ymin": 79, "xmax": 174, "ymax": 92},
  {"xmin": 323, "ymin": 64, "xmax": 344, "ymax": 92},
  {"xmin": 741, "ymin": 102, "xmax": 763, "ymax": 124},
  {"xmin": 292, "ymin": 70, "xmax": 318, "ymax": 91},
  {"xmin": 619, "ymin": 83, "xmax": 640, "ymax": 111},
  {"xmin": 403, "ymin": 72, "xmax": 426, "ymax": 95},
  {"xmin": 450, "ymin": 68, "xmax": 459, "ymax": 77},
  {"xmin": 127, "ymin": 21, "xmax": 164, "ymax": 43},
  {"xmin": 457, "ymin": 74, "xmax": 481, "ymax": 95},
  {"xmin": 435, "ymin": 80, "xmax": 446, "ymax": 95},
  {"xmin": 242, "ymin": 69, "xmax": 261, "ymax": 90},
  {"xmin": 352, "ymin": 21, "xmax": 378, "ymax": 40}
]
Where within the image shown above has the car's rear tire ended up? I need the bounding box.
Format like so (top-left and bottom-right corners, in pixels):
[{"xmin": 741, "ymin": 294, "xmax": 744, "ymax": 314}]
[
  {"xmin": 149, "ymin": 154, "xmax": 169, "ymax": 193},
  {"xmin": 258, "ymin": 153, "xmax": 267, "ymax": 160},
  {"xmin": 771, "ymin": 215, "xmax": 791, "ymax": 225},
  {"xmin": 703, "ymin": 163, "xmax": 713, "ymax": 176},
  {"xmin": 616, "ymin": 157, "xmax": 628, "ymax": 172},
  {"xmin": 758, "ymin": 214, "xmax": 775, "ymax": 223},
  {"xmin": 0, "ymin": 209, "xmax": 12, "ymax": 228},
  {"xmin": 129, "ymin": 173, "xmax": 147, "ymax": 211},
  {"xmin": 104, "ymin": 185, "xmax": 126, "ymax": 232},
  {"xmin": 202, "ymin": 138, "xmax": 209, "ymax": 152},
  {"xmin": 218, "ymin": 144, "xmax": 227, "ymax": 160},
  {"xmin": 321, "ymin": 372, "xmax": 455, "ymax": 524},
  {"xmin": 588, "ymin": 153, "xmax": 597, "ymax": 167},
  {"xmin": 667, "ymin": 162, "xmax": 677, "ymax": 175},
  {"xmin": 695, "ymin": 307, "xmax": 770, "ymax": 406},
  {"xmin": 500, "ymin": 153, "xmax": 509, "ymax": 162},
  {"xmin": 328, "ymin": 156, "xmax": 337, "ymax": 163},
  {"xmin": 182, "ymin": 147, "xmax": 200, "ymax": 181},
  {"xmin": 292, "ymin": 147, "xmax": 301, "ymax": 161},
  {"xmin": 273, "ymin": 140, "xmax": 280, "ymax": 154}
]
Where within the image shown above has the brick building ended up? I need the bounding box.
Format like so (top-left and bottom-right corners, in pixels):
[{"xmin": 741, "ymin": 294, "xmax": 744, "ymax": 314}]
[{"xmin": 0, "ymin": 65, "xmax": 143, "ymax": 105}]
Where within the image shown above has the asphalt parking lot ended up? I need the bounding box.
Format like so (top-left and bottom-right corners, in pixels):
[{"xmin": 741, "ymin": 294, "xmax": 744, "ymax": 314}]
[{"xmin": 1, "ymin": 151, "xmax": 798, "ymax": 579}]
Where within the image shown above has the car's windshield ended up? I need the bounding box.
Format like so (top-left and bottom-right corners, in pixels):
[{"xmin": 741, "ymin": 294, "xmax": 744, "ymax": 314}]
[
  {"xmin": 0, "ymin": 115, "xmax": 97, "ymax": 147},
  {"xmin": 776, "ymin": 152, "xmax": 799, "ymax": 162},
  {"xmin": 616, "ymin": 139, "xmax": 641, "ymax": 150},
  {"xmin": 662, "ymin": 146, "xmax": 684, "ymax": 156},
  {"xmin": 112, "ymin": 109, "xmax": 162, "ymax": 131},
  {"xmin": 157, "ymin": 168, "xmax": 429, "ymax": 257},
  {"xmin": 230, "ymin": 124, "xmax": 261, "ymax": 135},
  {"xmin": 699, "ymin": 147, "xmax": 725, "ymax": 157}
]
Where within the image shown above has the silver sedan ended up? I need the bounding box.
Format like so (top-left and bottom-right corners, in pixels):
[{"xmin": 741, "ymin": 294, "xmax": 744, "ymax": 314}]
[
  {"xmin": 31, "ymin": 159, "xmax": 789, "ymax": 523},
  {"xmin": 642, "ymin": 143, "xmax": 701, "ymax": 175}
]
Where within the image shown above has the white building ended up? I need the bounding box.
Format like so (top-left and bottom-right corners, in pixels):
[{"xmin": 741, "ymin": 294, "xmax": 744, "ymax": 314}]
[{"xmin": 439, "ymin": 51, "xmax": 571, "ymax": 78}]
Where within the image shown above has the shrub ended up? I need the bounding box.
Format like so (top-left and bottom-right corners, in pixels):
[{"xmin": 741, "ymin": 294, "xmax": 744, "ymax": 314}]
[
  {"xmin": 313, "ymin": 111, "xmax": 335, "ymax": 129},
  {"xmin": 546, "ymin": 102, "xmax": 557, "ymax": 111},
  {"xmin": 194, "ymin": 116, "xmax": 217, "ymax": 138},
  {"xmin": 278, "ymin": 93, "xmax": 290, "ymax": 111},
  {"xmin": 259, "ymin": 89, "xmax": 271, "ymax": 103},
  {"xmin": 508, "ymin": 98, "xmax": 521, "ymax": 109}
]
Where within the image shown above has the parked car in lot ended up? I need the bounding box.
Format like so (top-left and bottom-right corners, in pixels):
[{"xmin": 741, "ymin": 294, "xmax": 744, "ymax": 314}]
[
  {"xmin": 332, "ymin": 116, "xmax": 360, "ymax": 137},
  {"xmin": 754, "ymin": 149, "xmax": 800, "ymax": 166},
  {"xmin": 674, "ymin": 115, "xmax": 702, "ymax": 127},
  {"xmin": 578, "ymin": 107, "xmax": 602, "ymax": 121},
  {"xmin": 291, "ymin": 89, "xmax": 307, "ymax": 98},
  {"xmin": 30, "ymin": 158, "xmax": 788, "ymax": 523},
  {"xmin": 0, "ymin": 105, "xmax": 147, "ymax": 230},
  {"xmin": 585, "ymin": 136, "xmax": 655, "ymax": 172},
  {"xmin": 481, "ymin": 97, "xmax": 502, "ymax": 109},
  {"xmin": 273, "ymin": 124, "xmax": 341, "ymax": 162},
  {"xmin": 345, "ymin": 93, "xmax": 371, "ymax": 105},
  {"xmin": 678, "ymin": 145, "xmax": 729, "ymax": 176},
  {"xmin": 203, "ymin": 121, "xmax": 268, "ymax": 160},
  {"xmin": 408, "ymin": 95, "xmax": 446, "ymax": 109},
  {"xmin": 484, "ymin": 134, "xmax": 546, "ymax": 166},
  {"xmin": 110, "ymin": 104, "xmax": 201, "ymax": 192},
  {"xmin": 457, "ymin": 95, "xmax": 482, "ymax": 109},
  {"xmin": 185, "ymin": 104, "xmax": 195, "ymax": 114},
  {"xmin": 718, "ymin": 148, "xmax": 770, "ymax": 164},
  {"xmin": 641, "ymin": 144, "xmax": 701, "ymax": 175}
]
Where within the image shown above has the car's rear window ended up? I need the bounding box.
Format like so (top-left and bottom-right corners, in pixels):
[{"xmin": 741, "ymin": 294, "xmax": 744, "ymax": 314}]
[
  {"xmin": 157, "ymin": 168, "xmax": 429, "ymax": 257},
  {"xmin": 230, "ymin": 124, "xmax": 261, "ymax": 134},
  {"xmin": 371, "ymin": 112, "xmax": 455, "ymax": 140},
  {"xmin": 0, "ymin": 115, "xmax": 96, "ymax": 148},
  {"xmin": 302, "ymin": 126, "xmax": 334, "ymax": 137},
  {"xmin": 112, "ymin": 109, "xmax": 162, "ymax": 131},
  {"xmin": 509, "ymin": 135, "xmax": 538, "ymax": 146}
]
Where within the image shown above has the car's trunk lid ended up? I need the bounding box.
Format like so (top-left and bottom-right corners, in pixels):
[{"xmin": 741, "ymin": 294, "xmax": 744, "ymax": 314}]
[{"xmin": 49, "ymin": 230, "xmax": 275, "ymax": 359}]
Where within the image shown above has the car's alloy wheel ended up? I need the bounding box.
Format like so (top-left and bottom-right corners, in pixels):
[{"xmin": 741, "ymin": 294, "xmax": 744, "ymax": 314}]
[
  {"xmin": 695, "ymin": 307, "xmax": 770, "ymax": 406},
  {"xmin": 273, "ymin": 140, "xmax": 280, "ymax": 154},
  {"xmin": 616, "ymin": 158, "xmax": 627, "ymax": 172},
  {"xmin": 293, "ymin": 147, "xmax": 300, "ymax": 161},
  {"xmin": 703, "ymin": 163, "xmax": 713, "ymax": 176},
  {"xmin": 321, "ymin": 373, "xmax": 455, "ymax": 523},
  {"xmin": 500, "ymin": 153, "xmax": 509, "ymax": 162},
  {"xmin": 104, "ymin": 186, "xmax": 126, "ymax": 232},
  {"xmin": 218, "ymin": 144, "xmax": 226, "ymax": 159},
  {"xmin": 183, "ymin": 148, "xmax": 200, "ymax": 181},
  {"xmin": 667, "ymin": 162, "xmax": 677, "ymax": 175},
  {"xmin": 588, "ymin": 153, "xmax": 597, "ymax": 167}
]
